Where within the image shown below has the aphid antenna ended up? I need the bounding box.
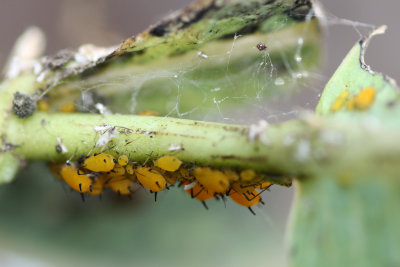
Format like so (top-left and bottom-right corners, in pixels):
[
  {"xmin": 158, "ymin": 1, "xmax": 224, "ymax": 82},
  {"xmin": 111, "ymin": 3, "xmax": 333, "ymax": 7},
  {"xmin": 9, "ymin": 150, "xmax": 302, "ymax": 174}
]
[{"xmin": 142, "ymin": 151, "xmax": 154, "ymax": 166}]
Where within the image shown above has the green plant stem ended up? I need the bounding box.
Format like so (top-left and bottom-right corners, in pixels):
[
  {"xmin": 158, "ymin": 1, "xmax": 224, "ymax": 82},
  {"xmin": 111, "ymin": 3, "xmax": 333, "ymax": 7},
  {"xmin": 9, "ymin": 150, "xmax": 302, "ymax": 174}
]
[{"xmin": 4, "ymin": 112, "xmax": 400, "ymax": 181}]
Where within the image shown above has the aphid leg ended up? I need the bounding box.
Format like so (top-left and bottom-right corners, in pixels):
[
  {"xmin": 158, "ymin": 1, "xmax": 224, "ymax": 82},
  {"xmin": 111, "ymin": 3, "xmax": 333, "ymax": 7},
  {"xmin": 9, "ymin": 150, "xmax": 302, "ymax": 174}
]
[
  {"xmin": 193, "ymin": 187, "xmax": 205, "ymax": 198},
  {"xmin": 247, "ymin": 187, "xmax": 270, "ymax": 201},
  {"xmin": 201, "ymin": 201, "xmax": 209, "ymax": 210},
  {"xmin": 80, "ymin": 193, "xmax": 85, "ymax": 202},
  {"xmin": 221, "ymin": 196, "xmax": 227, "ymax": 208},
  {"xmin": 248, "ymin": 207, "xmax": 256, "ymax": 216},
  {"xmin": 154, "ymin": 192, "xmax": 158, "ymax": 202},
  {"xmin": 226, "ymin": 188, "xmax": 232, "ymax": 196},
  {"xmin": 89, "ymin": 184, "xmax": 93, "ymax": 193},
  {"xmin": 79, "ymin": 183, "xmax": 82, "ymax": 192}
]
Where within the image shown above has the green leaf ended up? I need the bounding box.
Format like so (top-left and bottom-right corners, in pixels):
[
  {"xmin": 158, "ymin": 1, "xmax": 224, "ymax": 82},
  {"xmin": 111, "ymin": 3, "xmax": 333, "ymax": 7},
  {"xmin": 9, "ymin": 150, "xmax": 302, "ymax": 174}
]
[{"xmin": 316, "ymin": 26, "xmax": 399, "ymax": 116}]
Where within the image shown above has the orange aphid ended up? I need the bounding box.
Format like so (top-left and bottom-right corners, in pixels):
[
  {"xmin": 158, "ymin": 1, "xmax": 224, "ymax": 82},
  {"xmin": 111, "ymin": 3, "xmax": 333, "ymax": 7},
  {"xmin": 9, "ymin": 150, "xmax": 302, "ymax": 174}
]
[
  {"xmin": 154, "ymin": 155, "xmax": 182, "ymax": 172},
  {"xmin": 138, "ymin": 110, "xmax": 159, "ymax": 116},
  {"xmin": 193, "ymin": 167, "xmax": 229, "ymax": 194},
  {"xmin": 353, "ymin": 87, "xmax": 376, "ymax": 110},
  {"xmin": 37, "ymin": 100, "xmax": 49, "ymax": 111},
  {"xmin": 231, "ymin": 183, "xmax": 255, "ymax": 195},
  {"xmin": 118, "ymin": 155, "xmax": 129, "ymax": 166},
  {"xmin": 125, "ymin": 164, "xmax": 135, "ymax": 175},
  {"xmin": 60, "ymin": 165, "xmax": 92, "ymax": 193},
  {"xmin": 240, "ymin": 169, "xmax": 256, "ymax": 183},
  {"xmin": 183, "ymin": 181, "xmax": 214, "ymax": 202},
  {"xmin": 109, "ymin": 164, "xmax": 126, "ymax": 177},
  {"xmin": 180, "ymin": 168, "xmax": 192, "ymax": 180},
  {"xmin": 224, "ymin": 170, "xmax": 239, "ymax": 182},
  {"xmin": 330, "ymin": 90, "xmax": 349, "ymax": 112},
  {"xmin": 59, "ymin": 102, "xmax": 76, "ymax": 113},
  {"xmin": 106, "ymin": 176, "xmax": 133, "ymax": 195},
  {"xmin": 257, "ymin": 181, "xmax": 272, "ymax": 190},
  {"xmin": 89, "ymin": 174, "xmax": 108, "ymax": 196},
  {"xmin": 229, "ymin": 189, "xmax": 262, "ymax": 208},
  {"xmin": 82, "ymin": 153, "xmax": 115, "ymax": 172},
  {"xmin": 135, "ymin": 167, "xmax": 167, "ymax": 192}
]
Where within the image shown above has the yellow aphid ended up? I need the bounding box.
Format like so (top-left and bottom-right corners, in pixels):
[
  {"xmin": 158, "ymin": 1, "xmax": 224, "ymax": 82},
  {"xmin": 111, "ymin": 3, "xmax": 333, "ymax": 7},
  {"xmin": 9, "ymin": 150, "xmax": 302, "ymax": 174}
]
[
  {"xmin": 183, "ymin": 181, "xmax": 214, "ymax": 202},
  {"xmin": 118, "ymin": 155, "xmax": 129, "ymax": 166},
  {"xmin": 224, "ymin": 170, "xmax": 239, "ymax": 182},
  {"xmin": 240, "ymin": 169, "xmax": 256, "ymax": 183},
  {"xmin": 59, "ymin": 102, "xmax": 76, "ymax": 113},
  {"xmin": 230, "ymin": 189, "xmax": 262, "ymax": 208},
  {"xmin": 125, "ymin": 164, "xmax": 134, "ymax": 175},
  {"xmin": 231, "ymin": 183, "xmax": 255, "ymax": 195},
  {"xmin": 180, "ymin": 168, "xmax": 192, "ymax": 180},
  {"xmin": 89, "ymin": 174, "xmax": 108, "ymax": 196},
  {"xmin": 257, "ymin": 181, "xmax": 272, "ymax": 190},
  {"xmin": 106, "ymin": 177, "xmax": 133, "ymax": 195},
  {"xmin": 154, "ymin": 155, "xmax": 182, "ymax": 172},
  {"xmin": 37, "ymin": 100, "xmax": 49, "ymax": 111},
  {"xmin": 193, "ymin": 167, "xmax": 229, "ymax": 194},
  {"xmin": 353, "ymin": 87, "xmax": 376, "ymax": 110},
  {"xmin": 110, "ymin": 164, "xmax": 126, "ymax": 177},
  {"xmin": 139, "ymin": 110, "xmax": 159, "ymax": 116},
  {"xmin": 164, "ymin": 172, "xmax": 180, "ymax": 185},
  {"xmin": 49, "ymin": 163, "xmax": 63, "ymax": 179},
  {"xmin": 330, "ymin": 90, "xmax": 349, "ymax": 112},
  {"xmin": 60, "ymin": 165, "xmax": 92, "ymax": 193},
  {"xmin": 82, "ymin": 153, "xmax": 115, "ymax": 172},
  {"xmin": 135, "ymin": 167, "xmax": 167, "ymax": 192}
]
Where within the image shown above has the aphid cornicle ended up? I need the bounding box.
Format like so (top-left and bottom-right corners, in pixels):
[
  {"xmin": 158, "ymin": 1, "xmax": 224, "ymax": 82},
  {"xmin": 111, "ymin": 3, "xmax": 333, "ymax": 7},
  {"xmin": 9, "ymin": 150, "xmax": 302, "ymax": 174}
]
[
  {"xmin": 60, "ymin": 164, "xmax": 92, "ymax": 193},
  {"xmin": 82, "ymin": 153, "xmax": 115, "ymax": 172},
  {"xmin": 135, "ymin": 167, "xmax": 167, "ymax": 192},
  {"xmin": 154, "ymin": 155, "xmax": 182, "ymax": 172},
  {"xmin": 193, "ymin": 167, "xmax": 230, "ymax": 194}
]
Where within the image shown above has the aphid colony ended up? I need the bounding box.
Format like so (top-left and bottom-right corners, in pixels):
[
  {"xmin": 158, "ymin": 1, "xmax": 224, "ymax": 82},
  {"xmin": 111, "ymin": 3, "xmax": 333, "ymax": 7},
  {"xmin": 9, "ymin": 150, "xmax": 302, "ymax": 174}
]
[
  {"xmin": 51, "ymin": 153, "xmax": 274, "ymax": 214},
  {"xmin": 330, "ymin": 87, "xmax": 376, "ymax": 112}
]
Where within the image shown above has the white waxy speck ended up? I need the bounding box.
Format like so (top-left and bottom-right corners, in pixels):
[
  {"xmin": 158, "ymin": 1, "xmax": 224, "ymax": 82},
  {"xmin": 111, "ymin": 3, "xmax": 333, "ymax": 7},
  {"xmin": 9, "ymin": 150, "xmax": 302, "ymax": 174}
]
[
  {"xmin": 169, "ymin": 144, "xmax": 183, "ymax": 151},
  {"xmin": 274, "ymin": 77, "xmax": 285, "ymax": 86},
  {"xmin": 183, "ymin": 181, "xmax": 197, "ymax": 190},
  {"xmin": 295, "ymin": 140, "xmax": 311, "ymax": 162},
  {"xmin": 211, "ymin": 87, "xmax": 221, "ymax": 92},
  {"xmin": 320, "ymin": 130, "xmax": 343, "ymax": 146},
  {"xmin": 197, "ymin": 51, "xmax": 208, "ymax": 59},
  {"xmin": 248, "ymin": 120, "xmax": 269, "ymax": 145},
  {"xmin": 56, "ymin": 137, "xmax": 68, "ymax": 153}
]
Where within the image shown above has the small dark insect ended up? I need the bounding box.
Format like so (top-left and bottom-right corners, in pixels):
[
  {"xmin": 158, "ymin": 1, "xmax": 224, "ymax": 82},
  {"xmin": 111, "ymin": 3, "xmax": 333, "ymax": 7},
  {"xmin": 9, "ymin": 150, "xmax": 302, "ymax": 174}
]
[
  {"xmin": 256, "ymin": 42, "xmax": 267, "ymax": 51},
  {"xmin": 55, "ymin": 144, "xmax": 63, "ymax": 154},
  {"xmin": 12, "ymin": 92, "xmax": 37, "ymax": 118}
]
